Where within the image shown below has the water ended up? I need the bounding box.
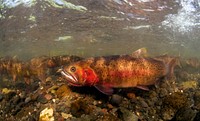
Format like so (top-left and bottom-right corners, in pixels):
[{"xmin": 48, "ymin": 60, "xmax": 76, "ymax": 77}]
[{"xmin": 0, "ymin": 0, "xmax": 200, "ymax": 60}]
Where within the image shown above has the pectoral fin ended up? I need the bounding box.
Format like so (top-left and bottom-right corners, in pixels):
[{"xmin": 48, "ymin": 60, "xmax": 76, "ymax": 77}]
[
  {"xmin": 136, "ymin": 85, "xmax": 149, "ymax": 91},
  {"xmin": 95, "ymin": 85, "xmax": 114, "ymax": 95},
  {"xmin": 131, "ymin": 48, "xmax": 147, "ymax": 58}
]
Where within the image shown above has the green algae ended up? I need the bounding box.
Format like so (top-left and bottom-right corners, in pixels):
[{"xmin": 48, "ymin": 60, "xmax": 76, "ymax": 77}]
[
  {"xmin": 0, "ymin": 0, "xmax": 87, "ymax": 19},
  {"xmin": 98, "ymin": 16, "xmax": 125, "ymax": 21},
  {"xmin": 55, "ymin": 36, "xmax": 73, "ymax": 42},
  {"xmin": 45, "ymin": 0, "xmax": 87, "ymax": 12},
  {"xmin": 2, "ymin": 0, "xmax": 37, "ymax": 8},
  {"xmin": 180, "ymin": 80, "xmax": 198, "ymax": 90},
  {"xmin": 28, "ymin": 14, "xmax": 36, "ymax": 22}
]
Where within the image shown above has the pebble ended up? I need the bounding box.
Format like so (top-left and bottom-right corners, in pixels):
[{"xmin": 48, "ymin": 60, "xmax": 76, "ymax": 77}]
[
  {"xmin": 39, "ymin": 107, "xmax": 54, "ymax": 121},
  {"xmin": 162, "ymin": 108, "xmax": 175, "ymax": 120},
  {"xmin": 37, "ymin": 94, "xmax": 48, "ymax": 104},
  {"xmin": 110, "ymin": 94, "xmax": 123, "ymax": 105},
  {"xmin": 5, "ymin": 91, "xmax": 16, "ymax": 101},
  {"xmin": 44, "ymin": 94, "xmax": 53, "ymax": 100},
  {"xmin": 12, "ymin": 95, "xmax": 21, "ymax": 105},
  {"xmin": 25, "ymin": 97, "xmax": 32, "ymax": 103},
  {"xmin": 140, "ymin": 100, "xmax": 148, "ymax": 108},
  {"xmin": 119, "ymin": 107, "xmax": 138, "ymax": 121},
  {"xmin": 173, "ymin": 107, "xmax": 197, "ymax": 121},
  {"xmin": 127, "ymin": 93, "xmax": 136, "ymax": 100},
  {"xmin": 61, "ymin": 112, "xmax": 73, "ymax": 119},
  {"xmin": 107, "ymin": 104, "xmax": 114, "ymax": 109},
  {"xmin": 159, "ymin": 88, "xmax": 168, "ymax": 98},
  {"xmin": 56, "ymin": 85, "xmax": 72, "ymax": 99},
  {"xmin": 0, "ymin": 94, "xmax": 4, "ymax": 101},
  {"xmin": 19, "ymin": 91, "xmax": 26, "ymax": 99}
]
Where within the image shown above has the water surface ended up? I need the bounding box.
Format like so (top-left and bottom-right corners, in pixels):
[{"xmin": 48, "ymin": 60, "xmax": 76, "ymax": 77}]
[{"xmin": 0, "ymin": 0, "xmax": 200, "ymax": 60}]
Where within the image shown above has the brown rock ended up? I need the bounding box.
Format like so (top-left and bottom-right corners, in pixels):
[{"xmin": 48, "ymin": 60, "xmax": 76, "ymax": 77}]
[{"xmin": 56, "ymin": 85, "xmax": 72, "ymax": 99}]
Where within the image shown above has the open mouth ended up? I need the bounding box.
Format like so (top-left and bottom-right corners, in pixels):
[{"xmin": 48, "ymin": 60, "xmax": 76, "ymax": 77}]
[{"xmin": 58, "ymin": 69, "xmax": 82, "ymax": 86}]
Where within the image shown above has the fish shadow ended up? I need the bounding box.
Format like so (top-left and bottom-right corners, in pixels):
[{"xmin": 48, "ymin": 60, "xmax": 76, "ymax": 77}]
[{"xmin": 69, "ymin": 86, "xmax": 109, "ymax": 100}]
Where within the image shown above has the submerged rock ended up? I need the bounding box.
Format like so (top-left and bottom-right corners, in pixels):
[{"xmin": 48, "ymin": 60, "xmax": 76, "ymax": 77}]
[
  {"xmin": 172, "ymin": 107, "xmax": 197, "ymax": 121},
  {"xmin": 110, "ymin": 94, "xmax": 123, "ymax": 106},
  {"xmin": 194, "ymin": 111, "xmax": 200, "ymax": 121},
  {"xmin": 162, "ymin": 92, "xmax": 189, "ymax": 109},
  {"xmin": 161, "ymin": 92, "xmax": 190, "ymax": 120},
  {"xmin": 56, "ymin": 85, "xmax": 73, "ymax": 99},
  {"xmin": 37, "ymin": 94, "xmax": 48, "ymax": 104},
  {"xmin": 118, "ymin": 107, "xmax": 138, "ymax": 121},
  {"xmin": 39, "ymin": 107, "xmax": 54, "ymax": 121},
  {"xmin": 70, "ymin": 98, "xmax": 93, "ymax": 117},
  {"xmin": 0, "ymin": 94, "xmax": 4, "ymax": 101},
  {"xmin": 194, "ymin": 90, "xmax": 200, "ymax": 110}
]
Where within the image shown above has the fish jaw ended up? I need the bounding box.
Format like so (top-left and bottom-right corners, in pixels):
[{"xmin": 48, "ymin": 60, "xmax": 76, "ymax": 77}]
[{"xmin": 58, "ymin": 69, "xmax": 83, "ymax": 86}]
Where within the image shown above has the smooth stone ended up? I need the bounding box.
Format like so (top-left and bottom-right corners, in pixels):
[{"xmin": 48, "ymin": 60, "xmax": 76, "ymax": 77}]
[{"xmin": 110, "ymin": 94, "xmax": 123, "ymax": 105}]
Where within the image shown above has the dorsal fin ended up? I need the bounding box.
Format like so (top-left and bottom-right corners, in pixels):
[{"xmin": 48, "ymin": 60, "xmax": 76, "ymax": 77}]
[{"xmin": 131, "ymin": 48, "xmax": 147, "ymax": 58}]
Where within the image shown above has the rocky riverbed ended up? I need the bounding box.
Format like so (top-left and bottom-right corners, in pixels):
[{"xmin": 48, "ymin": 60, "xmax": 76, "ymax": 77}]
[{"xmin": 0, "ymin": 55, "xmax": 200, "ymax": 121}]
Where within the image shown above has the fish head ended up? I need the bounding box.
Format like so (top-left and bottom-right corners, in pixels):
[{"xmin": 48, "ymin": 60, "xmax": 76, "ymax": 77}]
[{"xmin": 58, "ymin": 63, "xmax": 98, "ymax": 86}]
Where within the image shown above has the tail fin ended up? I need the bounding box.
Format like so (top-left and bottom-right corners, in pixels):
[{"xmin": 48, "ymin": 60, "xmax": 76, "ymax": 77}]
[
  {"xmin": 155, "ymin": 55, "xmax": 180, "ymax": 78},
  {"xmin": 166, "ymin": 58, "xmax": 177, "ymax": 78},
  {"xmin": 165, "ymin": 57, "xmax": 179, "ymax": 78}
]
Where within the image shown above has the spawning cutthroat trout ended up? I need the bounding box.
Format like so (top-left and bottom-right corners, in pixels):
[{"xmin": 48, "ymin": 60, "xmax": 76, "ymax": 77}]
[{"xmin": 58, "ymin": 48, "xmax": 177, "ymax": 95}]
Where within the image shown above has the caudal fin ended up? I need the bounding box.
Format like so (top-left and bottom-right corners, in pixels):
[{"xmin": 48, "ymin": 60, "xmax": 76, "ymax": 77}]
[{"xmin": 165, "ymin": 57, "xmax": 180, "ymax": 78}]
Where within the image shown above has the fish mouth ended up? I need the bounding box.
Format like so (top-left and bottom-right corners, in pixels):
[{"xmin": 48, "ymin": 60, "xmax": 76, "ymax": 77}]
[{"xmin": 57, "ymin": 69, "xmax": 82, "ymax": 86}]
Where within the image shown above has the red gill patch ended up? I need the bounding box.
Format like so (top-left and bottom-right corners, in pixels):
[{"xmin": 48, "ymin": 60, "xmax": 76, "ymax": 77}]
[{"xmin": 83, "ymin": 68, "xmax": 99, "ymax": 86}]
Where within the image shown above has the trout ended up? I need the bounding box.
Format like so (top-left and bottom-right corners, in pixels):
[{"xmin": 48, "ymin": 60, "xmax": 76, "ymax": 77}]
[{"xmin": 58, "ymin": 48, "xmax": 177, "ymax": 95}]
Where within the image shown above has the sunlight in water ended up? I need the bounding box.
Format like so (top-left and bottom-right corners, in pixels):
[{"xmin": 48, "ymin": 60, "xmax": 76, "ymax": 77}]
[{"xmin": 162, "ymin": 0, "xmax": 200, "ymax": 33}]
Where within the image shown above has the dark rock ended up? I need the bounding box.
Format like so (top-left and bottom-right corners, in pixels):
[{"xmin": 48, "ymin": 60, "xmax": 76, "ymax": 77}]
[
  {"xmin": 15, "ymin": 82, "xmax": 27, "ymax": 90},
  {"xmin": 140, "ymin": 100, "xmax": 149, "ymax": 108},
  {"xmin": 161, "ymin": 92, "xmax": 190, "ymax": 120},
  {"xmin": 172, "ymin": 107, "xmax": 197, "ymax": 121},
  {"xmin": 5, "ymin": 91, "xmax": 16, "ymax": 101},
  {"xmin": 11, "ymin": 105, "xmax": 21, "ymax": 115},
  {"xmin": 194, "ymin": 111, "xmax": 200, "ymax": 121},
  {"xmin": 37, "ymin": 94, "xmax": 48, "ymax": 104},
  {"xmin": 159, "ymin": 88, "xmax": 168, "ymax": 98},
  {"xmin": 110, "ymin": 94, "xmax": 123, "ymax": 105},
  {"xmin": 70, "ymin": 98, "xmax": 94, "ymax": 117},
  {"xmin": 194, "ymin": 91, "xmax": 200, "ymax": 109},
  {"xmin": 162, "ymin": 92, "xmax": 189, "ymax": 109},
  {"xmin": 12, "ymin": 95, "xmax": 21, "ymax": 105},
  {"xmin": 0, "ymin": 94, "xmax": 4, "ymax": 101}
]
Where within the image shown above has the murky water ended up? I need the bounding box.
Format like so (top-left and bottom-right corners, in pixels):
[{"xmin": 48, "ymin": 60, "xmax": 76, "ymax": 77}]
[{"xmin": 0, "ymin": 0, "xmax": 200, "ymax": 60}]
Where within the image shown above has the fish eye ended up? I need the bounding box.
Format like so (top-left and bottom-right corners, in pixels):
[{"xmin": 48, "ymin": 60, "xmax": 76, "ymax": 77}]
[{"xmin": 70, "ymin": 66, "xmax": 76, "ymax": 72}]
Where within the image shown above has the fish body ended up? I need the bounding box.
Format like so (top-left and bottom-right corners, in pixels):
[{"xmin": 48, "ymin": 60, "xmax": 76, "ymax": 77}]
[{"xmin": 59, "ymin": 49, "xmax": 177, "ymax": 95}]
